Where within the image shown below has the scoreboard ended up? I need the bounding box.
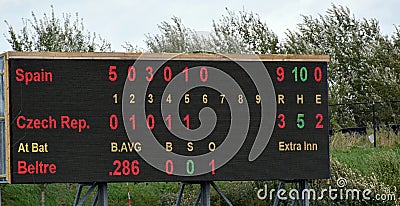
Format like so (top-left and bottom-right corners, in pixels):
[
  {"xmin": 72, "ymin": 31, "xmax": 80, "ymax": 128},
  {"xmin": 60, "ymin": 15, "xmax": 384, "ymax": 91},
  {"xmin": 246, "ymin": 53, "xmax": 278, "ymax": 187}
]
[{"xmin": 0, "ymin": 52, "xmax": 330, "ymax": 183}]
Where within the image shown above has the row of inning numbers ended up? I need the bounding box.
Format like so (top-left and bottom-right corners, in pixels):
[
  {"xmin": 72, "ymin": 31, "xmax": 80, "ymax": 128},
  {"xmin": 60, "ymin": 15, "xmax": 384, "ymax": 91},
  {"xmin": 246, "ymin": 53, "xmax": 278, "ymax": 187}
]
[
  {"xmin": 277, "ymin": 113, "xmax": 324, "ymax": 129},
  {"xmin": 276, "ymin": 66, "xmax": 323, "ymax": 82},
  {"xmin": 108, "ymin": 65, "xmax": 209, "ymax": 82},
  {"xmin": 113, "ymin": 93, "xmax": 261, "ymax": 104}
]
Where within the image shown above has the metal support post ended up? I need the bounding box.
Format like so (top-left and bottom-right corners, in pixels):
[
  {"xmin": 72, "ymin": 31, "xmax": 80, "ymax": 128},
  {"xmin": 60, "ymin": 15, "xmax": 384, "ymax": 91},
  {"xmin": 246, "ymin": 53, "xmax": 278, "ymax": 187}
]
[
  {"xmin": 274, "ymin": 180, "xmax": 309, "ymax": 206},
  {"xmin": 299, "ymin": 180, "xmax": 309, "ymax": 206},
  {"xmin": 200, "ymin": 182, "xmax": 210, "ymax": 206},
  {"xmin": 74, "ymin": 183, "xmax": 108, "ymax": 206},
  {"xmin": 372, "ymin": 102, "xmax": 377, "ymax": 148},
  {"xmin": 175, "ymin": 181, "xmax": 232, "ymax": 206},
  {"xmin": 175, "ymin": 182, "xmax": 186, "ymax": 206}
]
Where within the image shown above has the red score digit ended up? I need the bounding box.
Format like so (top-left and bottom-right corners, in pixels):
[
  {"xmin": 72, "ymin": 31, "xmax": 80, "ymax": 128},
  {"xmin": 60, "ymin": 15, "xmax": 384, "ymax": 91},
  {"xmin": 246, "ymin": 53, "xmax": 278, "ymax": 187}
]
[
  {"xmin": 129, "ymin": 114, "xmax": 136, "ymax": 130},
  {"xmin": 147, "ymin": 114, "xmax": 155, "ymax": 130},
  {"xmin": 276, "ymin": 66, "xmax": 284, "ymax": 82},
  {"xmin": 165, "ymin": 114, "xmax": 172, "ymax": 130},
  {"xmin": 127, "ymin": 66, "xmax": 136, "ymax": 81},
  {"xmin": 314, "ymin": 67, "xmax": 322, "ymax": 82},
  {"xmin": 146, "ymin": 66, "xmax": 154, "ymax": 82},
  {"xmin": 209, "ymin": 159, "xmax": 215, "ymax": 175},
  {"xmin": 182, "ymin": 67, "xmax": 189, "ymax": 82},
  {"xmin": 315, "ymin": 114, "xmax": 324, "ymax": 128},
  {"xmin": 200, "ymin": 67, "xmax": 208, "ymax": 82},
  {"xmin": 164, "ymin": 66, "xmax": 172, "ymax": 82},
  {"xmin": 277, "ymin": 114, "xmax": 286, "ymax": 129},
  {"xmin": 108, "ymin": 66, "xmax": 117, "ymax": 82},
  {"xmin": 183, "ymin": 114, "xmax": 190, "ymax": 129},
  {"xmin": 165, "ymin": 160, "xmax": 174, "ymax": 175},
  {"xmin": 109, "ymin": 114, "xmax": 118, "ymax": 130}
]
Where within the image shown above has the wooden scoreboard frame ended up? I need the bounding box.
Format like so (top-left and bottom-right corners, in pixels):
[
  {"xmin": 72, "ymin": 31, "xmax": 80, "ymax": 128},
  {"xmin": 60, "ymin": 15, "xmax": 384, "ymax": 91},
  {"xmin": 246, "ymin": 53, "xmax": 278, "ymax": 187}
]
[{"xmin": 0, "ymin": 52, "xmax": 330, "ymax": 184}]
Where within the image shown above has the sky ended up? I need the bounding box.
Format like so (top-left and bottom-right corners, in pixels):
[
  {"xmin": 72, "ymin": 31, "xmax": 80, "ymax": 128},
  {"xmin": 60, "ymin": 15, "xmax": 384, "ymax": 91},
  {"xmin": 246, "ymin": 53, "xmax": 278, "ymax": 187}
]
[{"xmin": 0, "ymin": 0, "xmax": 399, "ymax": 52}]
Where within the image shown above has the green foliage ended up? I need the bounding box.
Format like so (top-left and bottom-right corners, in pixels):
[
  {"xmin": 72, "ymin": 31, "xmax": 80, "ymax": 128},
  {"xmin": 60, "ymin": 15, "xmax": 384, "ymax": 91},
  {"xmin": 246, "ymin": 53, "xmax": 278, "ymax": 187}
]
[
  {"xmin": 122, "ymin": 42, "xmax": 144, "ymax": 53},
  {"xmin": 333, "ymin": 146, "xmax": 400, "ymax": 190},
  {"xmin": 133, "ymin": 9, "xmax": 280, "ymax": 54},
  {"xmin": 283, "ymin": 4, "xmax": 400, "ymax": 128},
  {"xmin": 141, "ymin": 16, "xmax": 213, "ymax": 53},
  {"xmin": 211, "ymin": 8, "xmax": 280, "ymax": 54},
  {"xmin": 312, "ymin": 158, "xmax": 398, "ymax": 205},
  {"xmin": 1, "ymin": 183, "xmax": 76, "ymax": 206},
  {"xmin": 4, "ymin": 6, "xmax": 111, "ymax": 52}
]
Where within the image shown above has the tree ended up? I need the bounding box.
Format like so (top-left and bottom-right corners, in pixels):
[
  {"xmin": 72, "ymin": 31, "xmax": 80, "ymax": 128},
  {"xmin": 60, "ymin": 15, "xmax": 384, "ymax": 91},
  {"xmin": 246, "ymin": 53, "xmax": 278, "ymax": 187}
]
[
  {"xmin": 4, "ymin": 6, "xmax": 111, "ymax": 52},
  {"xmin": 139, "ymin": 16, "xmax": 212, "ymax": 53},
  {"xmin": 122, "ymin": 42, "xmax": 144, "ymax": 53},
  {"xmin": 4, "ymin": 6, "xmax": 112, "ymax": 206},
  {"xmin": 211, "ymin": 8, "xmax": 280, "ymax": 54},
  {"xmin": 133, "ymin": 9, "xmax": 280, "ymax": 54},
  {"xmin": 283, "ymin": 4, "xmax": 400, "ymax": 128}
]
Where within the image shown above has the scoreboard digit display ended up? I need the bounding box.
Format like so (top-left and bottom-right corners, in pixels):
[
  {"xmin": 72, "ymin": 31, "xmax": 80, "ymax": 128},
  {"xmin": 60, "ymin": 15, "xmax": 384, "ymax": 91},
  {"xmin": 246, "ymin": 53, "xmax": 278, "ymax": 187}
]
[{"xmin": 0, "ymin": 52, "xmax": 330, "ymax": 183}]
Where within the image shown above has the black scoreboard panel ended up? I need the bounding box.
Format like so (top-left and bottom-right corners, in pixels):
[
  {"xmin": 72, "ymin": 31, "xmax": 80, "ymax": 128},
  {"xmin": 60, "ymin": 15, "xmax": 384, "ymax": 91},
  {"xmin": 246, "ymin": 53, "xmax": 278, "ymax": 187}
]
[{"xmin": 4, "ymin": 52, "xmax": 329, "ymax": 183}]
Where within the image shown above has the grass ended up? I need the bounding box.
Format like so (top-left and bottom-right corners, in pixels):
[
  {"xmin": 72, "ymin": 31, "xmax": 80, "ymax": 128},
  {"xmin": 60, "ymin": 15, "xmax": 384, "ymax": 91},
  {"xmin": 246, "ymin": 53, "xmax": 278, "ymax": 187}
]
[
  {"xmin": 1, "ymin": 183, "xmax": 75, "ymax": 206},
  {"xmin": 332, "ymin": 147, "xmax": 400, "ymax": 187},
  {"xmin": 2, "ymin": 129, "xmax": 400, "ymax": 205},
  {"xmin": 329, "ymin": 130, "xmax": 400, "ymax": 203}
]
